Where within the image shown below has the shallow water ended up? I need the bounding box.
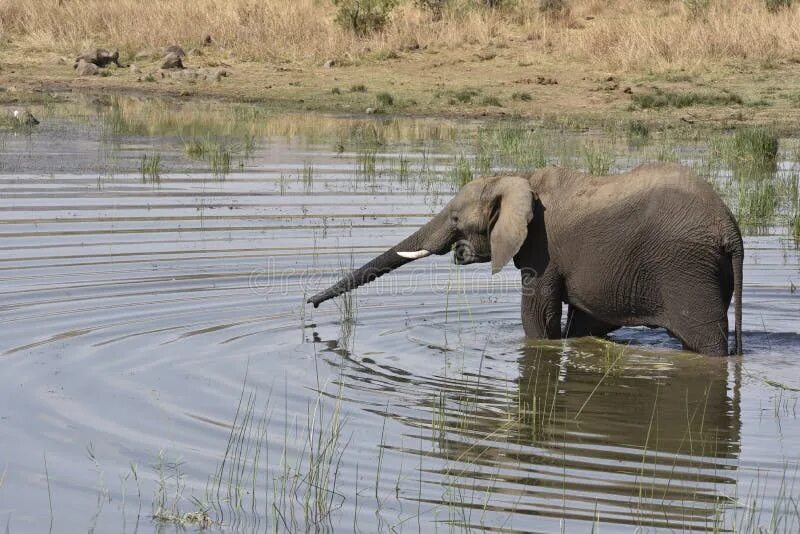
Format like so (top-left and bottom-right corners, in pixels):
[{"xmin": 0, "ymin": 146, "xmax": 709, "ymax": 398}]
[{"xmin": 0, "ymin": 99, "xmax": 799, "ymax": 533}]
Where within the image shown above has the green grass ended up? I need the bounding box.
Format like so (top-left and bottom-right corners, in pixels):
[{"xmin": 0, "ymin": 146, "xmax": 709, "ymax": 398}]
[
  {"xmin": 480, "ymin": 95, "xmax": 502, "ymax": 107},
  {"xmin": 729, "ymin": 127, "xmax": 779, "ymax": 172},
  {"xmin": 442, "ymin": 87, "xmax": 481, "ymax": 105},
  {"xmin": 736, "ymin": 178, "xmax": 779, "ymax": 228},
  {"xmin": 626, "ymin": 120, "xmax": 650, "ymax": 141},
  {"xmin": 357, "ymin": 147, "xmax": 377, "ymax": 180},
  {"xmin": 477, "ymin": 123, "xmax": 547, "ymax": 172},
  {"xmin": 303, "ymin": 161, "xmax": 314, "ymax": 192},
  {"xmin": 140, "ymin": 153, "xmax": 161, "ymax": 183},
  {"xmin": 582, "ymin": 144, "xmax": 614, "ymax": 175},
  {"xmin": 183, "ymin": 136, "xmax": 246, "ymax": 179},
  {"xmin": 395, "ymin": 154, "xmax": 411, "ymax": 182},
  {"xmin": 631, "ymin": 89, "xmax": 743, "ymax": 109},
  {"xmin": 511, "ymin": 91, "xmax": 532, "ymax": 101},
  {"xmin": 375, "ymin": 91, "xmax": 394, "ymax": 107},
  {"xmin": 209, "ymin": 145, "xmax": 231, "ymax": 179},
  {"xmin": 450, "ymin": 154, "xmax": 473, "ymax": 187},
  {"xmin": 350, "ymin": 84, "xmax": 368, "ymax": 93}
]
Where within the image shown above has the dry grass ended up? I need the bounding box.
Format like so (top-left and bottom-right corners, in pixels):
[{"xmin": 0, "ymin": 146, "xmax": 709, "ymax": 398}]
[{"xmin": 1, "ymin": 0, "xmax": 800, "ymax": 70}]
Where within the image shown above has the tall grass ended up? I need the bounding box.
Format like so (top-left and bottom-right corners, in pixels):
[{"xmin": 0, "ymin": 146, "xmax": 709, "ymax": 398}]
[{"xmin": 5, "ymin": 1, "xmax": 800, "ymax": 70}]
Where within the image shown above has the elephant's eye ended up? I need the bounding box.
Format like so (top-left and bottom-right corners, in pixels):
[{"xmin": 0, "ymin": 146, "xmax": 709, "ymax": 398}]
[{"xmin": 451, "ymin": 214, "xmax": 459, "ymax": 224}]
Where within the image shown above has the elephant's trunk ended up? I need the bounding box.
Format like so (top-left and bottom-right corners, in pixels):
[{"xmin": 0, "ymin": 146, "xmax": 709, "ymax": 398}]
[{"xmin": 308, "ymin": 211, "xmax": 454, "ymax": 308}]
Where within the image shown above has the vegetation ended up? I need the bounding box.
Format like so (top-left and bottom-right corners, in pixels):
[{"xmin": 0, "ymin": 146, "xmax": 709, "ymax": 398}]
[
  {"xmin": 766, "ymin": 0, "xmax": 793, "ymax": 14},
  {"xmin": 730, "ymin": 127, "xmax": 779, "ymax": 170},
  {"xmin": 4, "ymin": 0, "xmax": 800, "ymax": 70},
  {"xmin": 631, "ymin": 89, "xmax": 743, "ymax": 109},
  {"xmin": 375, "ymin": 91, "xmax": 394, "ymax": 107},
  {"xmin": 140, "ymin": 153, "xmax": 161, "ymax": 183},
  {"xmin": 333, "ymin": 0, "xmax": 397, "ymax": 35}
]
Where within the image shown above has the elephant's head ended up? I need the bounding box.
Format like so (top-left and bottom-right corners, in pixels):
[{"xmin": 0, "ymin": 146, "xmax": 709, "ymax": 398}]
[{"xmin": 308, "ymin": 175, "xmax": 533, "ymax": 307}]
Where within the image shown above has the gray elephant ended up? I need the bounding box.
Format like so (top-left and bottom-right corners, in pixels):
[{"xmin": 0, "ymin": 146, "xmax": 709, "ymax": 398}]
[{"xmin": 309, "ymin": 163, "xmax": 744, "ymax": 356}]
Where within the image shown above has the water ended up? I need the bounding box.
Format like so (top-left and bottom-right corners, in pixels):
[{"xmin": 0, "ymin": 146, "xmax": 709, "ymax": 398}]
[{"xmin": 0, "ymin": 99, "xmax": 798, "ymax": 532}]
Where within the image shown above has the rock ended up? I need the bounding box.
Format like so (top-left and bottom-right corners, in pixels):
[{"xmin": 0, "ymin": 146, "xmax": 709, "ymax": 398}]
[
  {"xmin": 623, "ymin": 86, "xmax": 632, "ymax": 94},
  {"xmin": 160, "ymin": 53, "xmax": 184, "ymax": 70},
  {"xmin": 163, "ymin": 45, "xmax": 186, "ymax": 58},
  {"xmin": 74, "ymin": 48, "xmax": 122, "ymax": 68},
  {"xmin": 12, "ymin": 109, "xmax": 39, "ymax": 126},
  {"xmin": 75, "ymin": 59, "xmax": 99, "ymax": 76},
  {"xmin": 323, "ymin": 59, "xmax": 335, "ymax": 69},
  {"xmin": 202, "ymin": 34, "xmax": 213, "ymax": 46},
  {"xmin": 365, "ymin": 107, "xmax": 376, "ymax": 114}
]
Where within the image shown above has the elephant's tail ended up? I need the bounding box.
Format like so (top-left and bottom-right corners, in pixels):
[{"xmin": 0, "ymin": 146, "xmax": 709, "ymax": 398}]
[{"xmin": 730, "ymin": 241, "xmax": 744, "ymax": 356}]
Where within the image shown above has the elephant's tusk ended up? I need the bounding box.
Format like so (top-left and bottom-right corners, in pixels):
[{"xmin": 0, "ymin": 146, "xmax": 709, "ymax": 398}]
[{"xmin": 397, "ymin": 250, "xmax": 430, "ymax": 259}]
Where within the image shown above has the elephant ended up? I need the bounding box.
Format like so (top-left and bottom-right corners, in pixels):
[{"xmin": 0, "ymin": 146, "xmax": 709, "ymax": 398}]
[{"xmin": 308, "ymin": 163, "xmax": 744, "ymax": 356}]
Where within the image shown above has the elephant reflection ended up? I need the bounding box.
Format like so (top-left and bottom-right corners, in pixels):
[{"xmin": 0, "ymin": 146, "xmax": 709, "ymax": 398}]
[{"xmin": 421, "ymin": 342, "xmax": 742, "ymax": 530}]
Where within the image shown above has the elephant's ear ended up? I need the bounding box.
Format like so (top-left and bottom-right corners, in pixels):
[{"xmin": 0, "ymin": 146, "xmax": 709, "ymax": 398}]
[{"xmin": 489, "ymin": 176, "xmax": 534, "ymax": 274}]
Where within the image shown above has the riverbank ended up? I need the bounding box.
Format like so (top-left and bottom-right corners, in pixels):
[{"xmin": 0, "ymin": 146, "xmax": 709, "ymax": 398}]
[{"xmin": 3, "ymin": 0, "xmax": 800, "ymax": 128}]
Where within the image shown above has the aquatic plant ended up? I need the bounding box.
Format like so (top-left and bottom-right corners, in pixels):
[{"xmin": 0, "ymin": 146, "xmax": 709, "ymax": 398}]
[
  {"xmin": 729, "ymin": 127, "xmax": 779, "ymax": 174},
  {"xmin": 303, "ymin": 161, "xmax": 314, "ymax": 192},
  {"xmin": 140, "ymin": 153, "xmax": 162, "ymax": 183},
  {"xmin": 582, "ymin": 143, "xmax": 614, "ymax": 175},
  {"xmin": 450, "ymin": 154, "xmax": 473, "ymax": 187},
  {"xmin": 357, "ymin": 147, "xmax": 377, "ymax": 180}
]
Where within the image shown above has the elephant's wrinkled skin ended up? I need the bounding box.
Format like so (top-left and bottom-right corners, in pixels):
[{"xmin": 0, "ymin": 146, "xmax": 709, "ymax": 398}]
[{"xmin": 309, "ymin": 163, "xmax": 744, "ymax": 356}]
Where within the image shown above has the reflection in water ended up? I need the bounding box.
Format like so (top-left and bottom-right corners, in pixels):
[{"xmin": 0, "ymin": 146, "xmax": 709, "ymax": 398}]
[{"xmin": 335, "ymin": 337, "xmax": 744, "ymax": 531}]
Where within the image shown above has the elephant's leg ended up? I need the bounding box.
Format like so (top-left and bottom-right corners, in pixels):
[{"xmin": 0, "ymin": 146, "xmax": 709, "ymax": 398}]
[
  {"xmin": 663, "ymin": 287, "xmax": 730, "ymax": 356},
  {"xmin": 520, "ymin": 272, "xmax": 563, "ymax": 339},
  {"xmin": 563, "ymin": 306, "xmax": 619, "ymax": 338}
]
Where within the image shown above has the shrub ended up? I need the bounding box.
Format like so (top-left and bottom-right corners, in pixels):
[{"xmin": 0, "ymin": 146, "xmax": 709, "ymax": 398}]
[
  {"xmin": 539, "ymin": 0, "xmax": 570, "ymax": 19},
  {"xmin": 376, "ymin": 91, "xmax": 394, "ymax": 106},
  {"xmin": 415, "ymin": 0, "xmax": 445, "ymax": 19},
  {"xmin": 766, "ymin": 0, "xmax": 792, "ymax": 13},
  {"xmin": 683, "ymin": 0, "xmax": 710, "ymax": 19},
  {"xmin": 333, "ymin": 0, "xmax": 397, "ymax": 36}
]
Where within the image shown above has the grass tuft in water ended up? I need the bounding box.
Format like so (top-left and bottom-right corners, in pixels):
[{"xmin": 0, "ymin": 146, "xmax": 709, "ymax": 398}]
[
  {"xmin": 303, "ymin": 162, "xmax": 314, "ymax": 192},
  {"xmin": 395, "ymin": 154, "xmax": 411, "ymax": 182},
  {"xmin": 582, "ymin": 143, "xmax": 614, "ymax": 175},
  {"xmin": 357, "ymin": 147, "xmax": 377, "ymax": 181},
  {"xmin": 735, "ymin": 178, "xmax": 778, "ymax": 230},
  {"xmin": 729, "ymin": 127, "xmax": 779, "ymax": 173},
  {"xmin": 140, "ymin": 153, "xmax": 161, "ymax": 183},
  {"xmin": 626, "ymin": 120, "xmax": 650, "ymax": 145},
  {"xmin": 209, "ymin": 146, "xmax": 231, "ymax": 179},
  {"xmin": 450, "ymin": 154, "xmax": 473, "ymax": 187},
  {"xmin": 477, "ymin": 123, "xmax": 547, "ymax": 172}
]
